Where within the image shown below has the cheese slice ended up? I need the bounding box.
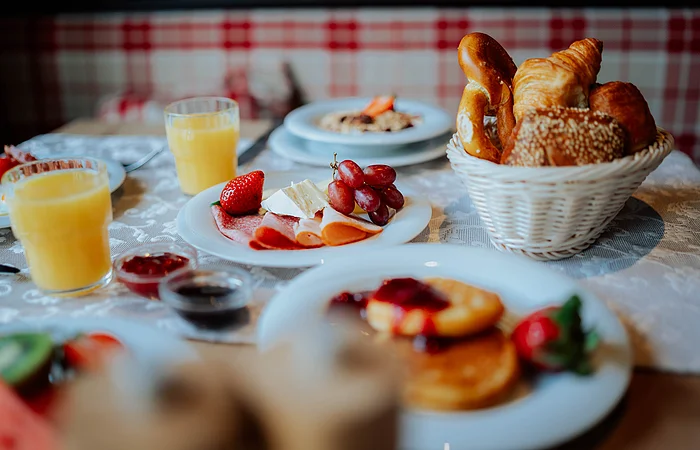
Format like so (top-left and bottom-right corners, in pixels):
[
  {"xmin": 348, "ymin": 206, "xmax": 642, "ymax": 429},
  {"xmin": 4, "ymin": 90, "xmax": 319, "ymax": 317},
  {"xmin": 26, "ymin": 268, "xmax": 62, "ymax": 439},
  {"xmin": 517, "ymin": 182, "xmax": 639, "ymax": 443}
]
[{"xmin": 260, "ymin": 179, "xmax": 329, "ymax": 219}]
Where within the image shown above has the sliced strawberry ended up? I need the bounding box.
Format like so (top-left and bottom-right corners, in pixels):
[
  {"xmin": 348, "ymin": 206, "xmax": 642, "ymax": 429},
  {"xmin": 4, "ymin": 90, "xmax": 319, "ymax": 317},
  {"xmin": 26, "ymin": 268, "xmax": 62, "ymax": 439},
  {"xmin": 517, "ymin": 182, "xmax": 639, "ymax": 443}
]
[
  {"xmin": 63, "ymin": 332, "xmax": 125, "ymax": 372},
  {"xmin": 362, "ymin": 95, "xmax": 395, "ymax": 118},
  {"xmin": 219, "ymin": 170, "xmax": 265, "ymax": 216}
]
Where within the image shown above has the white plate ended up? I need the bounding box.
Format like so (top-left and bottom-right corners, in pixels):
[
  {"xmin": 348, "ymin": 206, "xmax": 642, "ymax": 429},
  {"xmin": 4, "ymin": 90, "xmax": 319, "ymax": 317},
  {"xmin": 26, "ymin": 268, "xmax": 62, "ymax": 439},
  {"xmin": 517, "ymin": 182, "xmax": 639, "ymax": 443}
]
[
  {"xmin": 0, "ymin": 157, "xmax": 127, "ymax": 229},
  {"xmin": 177, "ymin": 170, "xmax": 432, "ymax": 268},
  {"xmin": 0, "ymin": 317, "xmax": 197, "ymax": 372},
  {"xmin": 284, "ymin": 98, "xmax": 453, "ymax": 148},
  {"xmin": 257, "ymin": 244, "xmax": 632, "ymax": 450},
  {"xmin": 269, "ymin": 126, "xmax": 449, "ymax": 168}
]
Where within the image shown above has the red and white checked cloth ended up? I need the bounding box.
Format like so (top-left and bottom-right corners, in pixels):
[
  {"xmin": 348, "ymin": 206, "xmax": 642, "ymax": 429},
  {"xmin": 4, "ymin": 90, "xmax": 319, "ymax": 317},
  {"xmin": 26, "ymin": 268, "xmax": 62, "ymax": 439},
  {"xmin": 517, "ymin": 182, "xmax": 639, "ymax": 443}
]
[{"xmin": 0, "ymin": 8, "xmax": 699, "ymax": 160}]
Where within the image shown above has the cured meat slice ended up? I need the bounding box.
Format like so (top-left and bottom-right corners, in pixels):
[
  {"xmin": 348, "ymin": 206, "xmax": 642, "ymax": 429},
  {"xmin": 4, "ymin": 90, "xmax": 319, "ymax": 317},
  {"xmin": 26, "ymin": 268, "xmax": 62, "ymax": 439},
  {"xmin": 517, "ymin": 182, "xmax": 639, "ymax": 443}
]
[
  {"xmin": 211, "ymin": 205, "xmax": 264, "ymax": 249},
  {"xmin": 320, "ymin": 207, "xmax": 382, "ymax": 246},
  {"xmin": 294, "ymin": 215, "xmax": 324, "ymax": 248},
  {"xmin": 254, "ymin": 213, "xmax": 302, "ymax": 250}
]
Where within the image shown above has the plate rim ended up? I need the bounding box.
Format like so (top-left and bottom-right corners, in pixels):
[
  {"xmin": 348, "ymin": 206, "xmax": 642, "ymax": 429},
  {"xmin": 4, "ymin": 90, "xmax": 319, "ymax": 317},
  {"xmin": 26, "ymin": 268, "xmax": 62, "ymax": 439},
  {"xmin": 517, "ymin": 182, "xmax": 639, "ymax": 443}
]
[
  {"xmin": 176, "ymin": 171, "xmax": 433, "ymax": 268},
  {"xmin": 284, "ymin": 97, "xmax": 454, "ymax": 146},
  {"xmin": 268, "ymin": 126, "xmax": 449, "ymax": 168},
  {"xmin": 256, "ymin": 243, "xmax": 633, "ymax": 450}
]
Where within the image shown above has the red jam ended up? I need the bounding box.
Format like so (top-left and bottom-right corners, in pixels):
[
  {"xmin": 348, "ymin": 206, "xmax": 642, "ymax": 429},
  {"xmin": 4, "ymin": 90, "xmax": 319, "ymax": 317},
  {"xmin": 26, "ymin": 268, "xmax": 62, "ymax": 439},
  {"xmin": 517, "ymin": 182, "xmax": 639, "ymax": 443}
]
[
  {"xmin": 118, "ymin": 252, "xmax": 190, "ymax": 300},
  {"xmin": 373, "ymin": 278, "xmax": 449, "ymax": 312}
]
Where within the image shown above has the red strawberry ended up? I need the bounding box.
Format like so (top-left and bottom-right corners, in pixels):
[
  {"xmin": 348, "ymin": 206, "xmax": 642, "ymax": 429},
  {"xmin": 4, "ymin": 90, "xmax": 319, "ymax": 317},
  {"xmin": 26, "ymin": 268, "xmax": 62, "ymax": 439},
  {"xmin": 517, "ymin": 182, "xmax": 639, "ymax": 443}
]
[
  {"xmin": 218, "ymin": 170, "xmax": 265, "ymax": 216},
  {"xmin": 0, "ymin": 156, "xmax": 19, "ymax": 181},
  {"xmin": 511, "ymin": 295, "xmax": 599, "ymax": 375}
]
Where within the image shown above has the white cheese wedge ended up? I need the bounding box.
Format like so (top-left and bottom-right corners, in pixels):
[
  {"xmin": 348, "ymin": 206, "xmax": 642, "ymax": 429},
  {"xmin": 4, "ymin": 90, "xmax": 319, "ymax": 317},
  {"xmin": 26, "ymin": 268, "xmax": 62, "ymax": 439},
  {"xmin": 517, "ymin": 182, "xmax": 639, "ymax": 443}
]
[{"xmin": 260, "ymin": 179, "xmax": 329, "ymax": 219}]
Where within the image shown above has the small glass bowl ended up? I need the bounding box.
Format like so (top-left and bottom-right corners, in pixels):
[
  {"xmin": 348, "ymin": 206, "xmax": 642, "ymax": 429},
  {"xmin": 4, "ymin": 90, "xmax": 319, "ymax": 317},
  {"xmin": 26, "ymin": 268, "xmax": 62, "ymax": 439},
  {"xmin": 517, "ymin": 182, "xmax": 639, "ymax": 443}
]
[
  {"xmin": 113, "ymin": 242, "xmax": 198, "ymax": 300},
  {"xmin": 159, "ymin": 267, "xmax": 253, "ymax": 331}
]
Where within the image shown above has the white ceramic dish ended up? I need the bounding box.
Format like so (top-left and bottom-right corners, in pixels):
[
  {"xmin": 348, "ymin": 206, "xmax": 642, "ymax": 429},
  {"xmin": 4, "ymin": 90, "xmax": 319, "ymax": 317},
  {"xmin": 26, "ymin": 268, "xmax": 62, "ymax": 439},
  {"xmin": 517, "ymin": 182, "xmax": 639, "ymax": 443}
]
[
  {"xmin": 284, "ymin": 98, "xmax": 453, "ymax": 148},
  {"xmin": 0, "ymin": 317, "xmax": 197, "ymax": 372},
  {"xmin": 177, "ymin": 170, "xmax": 432, "ymax": 268},
  {"xmin": 269, "ymin": 126, "xmax": 449, "ymax": 168},
  {"xmin": 257, "ymin": 244, "xmax": 632, "ymax": 450},
  {"xmin": 0, "ymin": 157, "xmax": 127, "ymax": 229}
]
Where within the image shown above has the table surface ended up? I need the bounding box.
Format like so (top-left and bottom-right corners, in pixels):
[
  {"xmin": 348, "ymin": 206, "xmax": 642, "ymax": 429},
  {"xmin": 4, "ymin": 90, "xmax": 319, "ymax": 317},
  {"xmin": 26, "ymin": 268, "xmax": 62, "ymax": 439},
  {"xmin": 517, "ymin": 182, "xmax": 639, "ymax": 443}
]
[{"xmin": 52, "ymin": 118, "xmax": 700, "ymax": 450}]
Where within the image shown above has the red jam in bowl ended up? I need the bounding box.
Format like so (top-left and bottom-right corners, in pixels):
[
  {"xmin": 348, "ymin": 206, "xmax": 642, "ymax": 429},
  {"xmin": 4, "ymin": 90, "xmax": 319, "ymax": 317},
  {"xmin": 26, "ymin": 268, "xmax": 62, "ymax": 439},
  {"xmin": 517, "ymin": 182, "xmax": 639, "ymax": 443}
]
[{"xmin": 117, "ymin": 252, "xmax": 191, "ymax": 300}]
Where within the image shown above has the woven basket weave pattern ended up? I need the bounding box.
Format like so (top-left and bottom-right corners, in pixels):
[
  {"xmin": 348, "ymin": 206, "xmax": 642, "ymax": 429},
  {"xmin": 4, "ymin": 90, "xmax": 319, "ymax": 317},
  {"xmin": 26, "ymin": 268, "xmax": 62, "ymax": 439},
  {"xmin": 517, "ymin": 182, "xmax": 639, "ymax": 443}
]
[{"xmin": 446, "ymin": 128, "xmax": 675, "ymax": 261}]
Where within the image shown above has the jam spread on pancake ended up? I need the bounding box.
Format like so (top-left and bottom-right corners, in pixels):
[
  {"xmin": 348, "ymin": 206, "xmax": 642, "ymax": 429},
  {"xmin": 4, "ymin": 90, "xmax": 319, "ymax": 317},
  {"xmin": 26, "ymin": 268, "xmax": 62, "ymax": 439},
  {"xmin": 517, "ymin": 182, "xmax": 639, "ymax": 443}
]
[{"xmin": 372, "ymin": 278, "xmax": 449, "ymax": 336}]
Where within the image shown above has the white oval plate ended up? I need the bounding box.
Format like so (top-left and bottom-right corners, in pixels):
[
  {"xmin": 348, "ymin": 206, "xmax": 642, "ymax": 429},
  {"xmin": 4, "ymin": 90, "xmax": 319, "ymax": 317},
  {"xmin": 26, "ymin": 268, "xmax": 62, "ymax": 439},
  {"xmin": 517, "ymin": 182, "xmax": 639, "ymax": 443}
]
[
  {"xmin": 177, "ymin": 170, "xmax": 432, "ymax": 268},
  {"xmin": 257, "ymin": 244, "xmax": 632, "ymax": 450},
  {"xmin": 0, "ymin": 317, "xmax": 197, "ymax": 372},
  {"xmin": 284, "ymin": 98, "xmax": 453, "ymax": 147},
  {"xmin": 0, "ymin": 157, "xmax": 127, "ymax": 229},
  {"xmin": 269, "ymin": 126, "xmax": 449, "ymax": 168}
]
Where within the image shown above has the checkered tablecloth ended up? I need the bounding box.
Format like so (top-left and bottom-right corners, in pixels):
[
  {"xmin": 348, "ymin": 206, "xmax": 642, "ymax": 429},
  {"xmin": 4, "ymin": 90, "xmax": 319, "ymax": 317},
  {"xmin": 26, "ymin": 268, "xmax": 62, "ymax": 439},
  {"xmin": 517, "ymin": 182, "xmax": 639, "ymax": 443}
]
[{"xmin": 1, "ymin": 8, "xmax": 699, "ymax": 160}]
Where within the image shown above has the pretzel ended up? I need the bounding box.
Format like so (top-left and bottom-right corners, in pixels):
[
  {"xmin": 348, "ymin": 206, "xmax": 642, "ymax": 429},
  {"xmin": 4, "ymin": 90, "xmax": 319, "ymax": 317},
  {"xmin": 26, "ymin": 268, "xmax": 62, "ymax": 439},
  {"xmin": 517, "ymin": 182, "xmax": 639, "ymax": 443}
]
[{"xmin": 456, "ymin": 32, "xmax": 517, "ymax": 163}]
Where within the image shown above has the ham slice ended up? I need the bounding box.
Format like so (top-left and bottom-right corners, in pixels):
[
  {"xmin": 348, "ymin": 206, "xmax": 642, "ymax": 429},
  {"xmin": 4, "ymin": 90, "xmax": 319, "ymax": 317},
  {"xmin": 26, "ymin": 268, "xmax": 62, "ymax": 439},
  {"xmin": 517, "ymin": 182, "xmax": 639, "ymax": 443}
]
[
  {"xmin": 211, "ymin": 205, "xmax": 264, "ymax": 249},
  {"xmin": 295, "ymin": 215, "xmax": 324, "ymax": 248},
  {"xmin": 320, "ymin": 207, "xmax": 382, "ymax": 246},
  {"xmin": 254, "ymin": 213, "xmax": 302, "ymax": 250}
]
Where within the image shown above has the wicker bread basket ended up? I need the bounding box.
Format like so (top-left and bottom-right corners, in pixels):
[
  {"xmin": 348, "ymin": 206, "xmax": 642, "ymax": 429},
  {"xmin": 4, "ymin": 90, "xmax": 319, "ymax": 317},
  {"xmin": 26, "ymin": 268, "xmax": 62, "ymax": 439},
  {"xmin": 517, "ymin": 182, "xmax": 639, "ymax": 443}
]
[{"xmin": 446, "ymin": 128, "xmax": 675, "ymax": 261}]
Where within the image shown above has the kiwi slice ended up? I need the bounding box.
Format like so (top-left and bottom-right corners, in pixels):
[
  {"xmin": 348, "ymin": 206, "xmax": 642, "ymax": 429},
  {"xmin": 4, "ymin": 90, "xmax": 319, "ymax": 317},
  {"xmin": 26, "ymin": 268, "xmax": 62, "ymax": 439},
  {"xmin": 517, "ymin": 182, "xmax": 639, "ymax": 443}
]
[{"xmin": 0, "ymin": 333, "xmax": 55, "ymax": 394}]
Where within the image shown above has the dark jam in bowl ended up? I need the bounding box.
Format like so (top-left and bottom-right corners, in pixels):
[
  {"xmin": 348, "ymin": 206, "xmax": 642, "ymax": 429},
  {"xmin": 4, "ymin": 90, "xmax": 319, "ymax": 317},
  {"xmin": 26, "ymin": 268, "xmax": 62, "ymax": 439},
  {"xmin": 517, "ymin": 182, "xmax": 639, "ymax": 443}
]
[
  {"xmin": 171, "ymin": 284, "xmax": 250, "ymax": 330},
  {"xmin": 117, "ymin": 252, "xmax": 191, "ymax": 300}
]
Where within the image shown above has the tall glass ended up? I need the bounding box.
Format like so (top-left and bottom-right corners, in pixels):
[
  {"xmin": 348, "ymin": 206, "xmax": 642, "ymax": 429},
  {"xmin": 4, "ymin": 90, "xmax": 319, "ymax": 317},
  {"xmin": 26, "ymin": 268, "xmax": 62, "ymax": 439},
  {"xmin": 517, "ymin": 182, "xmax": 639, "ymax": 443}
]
[
  {"xmin": 2, "ymin": 158, "xmax": 113, "ymax": 296},
  {"xmin": 164, "ymin": 97, "xmax": 240, "ymax": 195}
]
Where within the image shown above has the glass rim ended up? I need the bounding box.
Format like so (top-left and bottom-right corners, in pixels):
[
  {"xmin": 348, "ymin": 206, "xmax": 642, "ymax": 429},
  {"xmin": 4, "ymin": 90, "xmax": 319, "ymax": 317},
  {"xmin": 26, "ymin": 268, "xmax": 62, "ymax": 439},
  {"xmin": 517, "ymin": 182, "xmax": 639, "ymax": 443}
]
[
  {"xmin": 163, "ymin": 96, "xmax": 239, "ymax": 118},
  {"xmin": 0, "ymin": 156, "xmax": 106, "ymax": 185}
]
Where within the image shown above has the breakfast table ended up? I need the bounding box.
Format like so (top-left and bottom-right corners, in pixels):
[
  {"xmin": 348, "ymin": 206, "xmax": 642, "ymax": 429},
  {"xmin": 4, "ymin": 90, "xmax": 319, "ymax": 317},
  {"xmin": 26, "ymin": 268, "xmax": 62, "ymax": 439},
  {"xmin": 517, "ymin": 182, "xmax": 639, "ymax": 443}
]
[{"xmin": 1, "ymin": 117, "xmax": 699, "ymax": 449}]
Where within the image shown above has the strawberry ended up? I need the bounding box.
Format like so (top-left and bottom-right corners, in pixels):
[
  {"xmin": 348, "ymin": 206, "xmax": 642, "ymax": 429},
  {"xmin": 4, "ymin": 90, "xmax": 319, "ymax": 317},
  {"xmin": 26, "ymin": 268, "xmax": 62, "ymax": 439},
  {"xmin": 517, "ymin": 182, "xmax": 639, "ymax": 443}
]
[
  {"xmin": 218, "ymin": 170, "xmax": 265, "ymax": 216},
  {"xmin": 0, "ymin": 156, "xmax": 19, "ymax": 181},
  {"xmin": 511, "ymin": 295, "xmax": 599, "ymax": 375}
]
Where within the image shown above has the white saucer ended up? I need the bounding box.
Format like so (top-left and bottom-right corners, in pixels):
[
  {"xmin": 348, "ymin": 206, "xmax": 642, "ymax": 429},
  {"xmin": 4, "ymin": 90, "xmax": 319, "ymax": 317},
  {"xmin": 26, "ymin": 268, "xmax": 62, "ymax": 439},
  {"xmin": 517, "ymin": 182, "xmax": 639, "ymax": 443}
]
[
  {"xmin": 0, "ymin": 157, "xmax": 127, "ymax": 229},
  {"xmin": 284, "ymin": 97, "xmax": 453, "ymax": 149},
  {"xmin": 257, "ymin": 244, "xmax": 632, "ymax": 450},
  {"xmin": 269, "ymin": 126, "xmax": 449, "ymax": 168},
  {"xmin": 177, "ymin": 170, "xmax": 432, "ymax": 268}
]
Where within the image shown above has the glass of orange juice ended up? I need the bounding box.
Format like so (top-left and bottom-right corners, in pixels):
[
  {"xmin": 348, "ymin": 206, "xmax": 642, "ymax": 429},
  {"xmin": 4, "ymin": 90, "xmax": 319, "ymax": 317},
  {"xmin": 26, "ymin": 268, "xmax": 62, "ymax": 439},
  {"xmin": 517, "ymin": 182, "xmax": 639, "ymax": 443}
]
[
  {"xmin": 2, "ymin": 158, "xmax": 113, "ymax": 296},
  {"xmin": 164, "ymin": 97, "xmax": 240, "ymax": 195}
]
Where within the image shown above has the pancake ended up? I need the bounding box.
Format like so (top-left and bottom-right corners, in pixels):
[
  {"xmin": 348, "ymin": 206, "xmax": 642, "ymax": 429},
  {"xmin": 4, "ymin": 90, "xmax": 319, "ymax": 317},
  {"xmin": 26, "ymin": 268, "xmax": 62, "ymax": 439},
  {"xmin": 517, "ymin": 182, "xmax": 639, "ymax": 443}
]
[
  {"xmin": 386, "ymin": 328, "xmax": 520, "ymax": 411},
  {"xmin": 366, "ymin": 277, "xmax": 504, "ymax": 338}
]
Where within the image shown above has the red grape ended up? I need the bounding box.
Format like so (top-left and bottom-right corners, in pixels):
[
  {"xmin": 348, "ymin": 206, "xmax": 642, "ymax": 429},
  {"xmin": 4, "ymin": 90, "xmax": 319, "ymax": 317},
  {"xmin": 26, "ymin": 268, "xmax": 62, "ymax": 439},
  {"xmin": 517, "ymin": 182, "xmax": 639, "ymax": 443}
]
[
  {"xmin": 380, "ymin": 184, "xmax": 405, "ymax": 210},
  {"xmin": 369, "ymin": 203, "xmax": 390, "ymax": 226},
  {"xmin": 363, "ymin": 165, "xmax": 396, "ymax": 187},
  {"xmin": 337, "ymin": 160, "xmax": 364, "ymax": 189},
  {"xmin": 328, "ymin": 180, "xmax": 355, "ymax": 215},
  {"xmin": 354, "ymin": 185, "xmax": 381, "ymax": 212}
]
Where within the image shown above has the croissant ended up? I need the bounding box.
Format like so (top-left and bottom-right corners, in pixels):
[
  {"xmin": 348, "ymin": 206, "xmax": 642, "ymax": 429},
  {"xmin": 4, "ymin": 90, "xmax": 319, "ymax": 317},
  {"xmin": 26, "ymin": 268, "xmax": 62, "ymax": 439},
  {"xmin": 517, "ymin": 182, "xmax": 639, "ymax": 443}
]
[{"xmin": 513, "ymin": 38, "xmax": 603, "ymax": 123}]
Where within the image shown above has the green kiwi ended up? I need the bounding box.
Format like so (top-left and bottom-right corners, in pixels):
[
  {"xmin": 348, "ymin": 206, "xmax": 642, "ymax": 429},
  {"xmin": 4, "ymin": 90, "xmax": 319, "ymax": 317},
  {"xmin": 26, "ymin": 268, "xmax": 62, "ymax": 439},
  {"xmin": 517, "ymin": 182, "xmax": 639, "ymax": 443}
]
[{"xmin": 0, "ymin": 333, "xmax": 55, "ymax": 395}]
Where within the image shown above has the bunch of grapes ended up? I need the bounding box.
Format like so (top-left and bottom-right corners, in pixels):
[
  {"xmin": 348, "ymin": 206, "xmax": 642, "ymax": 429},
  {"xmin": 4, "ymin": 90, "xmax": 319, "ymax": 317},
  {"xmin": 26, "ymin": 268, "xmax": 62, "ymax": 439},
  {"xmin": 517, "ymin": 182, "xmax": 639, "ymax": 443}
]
[{"xmin": 328, "ymin": 158, "xmax": 405, "ymax": 226}]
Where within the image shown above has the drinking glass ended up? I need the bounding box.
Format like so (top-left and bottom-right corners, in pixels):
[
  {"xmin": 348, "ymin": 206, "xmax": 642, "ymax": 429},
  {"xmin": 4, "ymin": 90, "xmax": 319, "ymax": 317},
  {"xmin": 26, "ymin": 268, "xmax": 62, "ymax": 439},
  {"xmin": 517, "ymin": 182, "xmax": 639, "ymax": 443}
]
[
  {"xmin": 2, "ymin": 158, "xmax": 113, "ymax": 296},
  {"xmin": 164, "ymin": 97, "xmax": 240, "ymax": 195}
]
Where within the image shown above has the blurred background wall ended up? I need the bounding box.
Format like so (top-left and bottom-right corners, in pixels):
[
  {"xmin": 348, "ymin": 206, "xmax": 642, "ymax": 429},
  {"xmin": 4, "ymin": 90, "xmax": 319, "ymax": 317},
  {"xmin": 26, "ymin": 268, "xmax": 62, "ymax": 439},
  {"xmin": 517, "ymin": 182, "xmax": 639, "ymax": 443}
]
[{"xmin": 0, "ymin": 8, "xmax": 698, "ymax": 160}]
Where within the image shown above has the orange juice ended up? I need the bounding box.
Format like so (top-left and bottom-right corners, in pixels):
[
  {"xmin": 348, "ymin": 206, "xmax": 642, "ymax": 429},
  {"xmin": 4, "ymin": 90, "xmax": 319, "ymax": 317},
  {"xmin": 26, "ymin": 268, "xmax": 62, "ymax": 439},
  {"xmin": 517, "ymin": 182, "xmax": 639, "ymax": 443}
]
[
  {"xmin": 166, "ymin": 113, "xmax": 239, "ymax": 195},
  {"xmin": 8, "ymin": 169, "xmax": 112, "ymax": 294}
]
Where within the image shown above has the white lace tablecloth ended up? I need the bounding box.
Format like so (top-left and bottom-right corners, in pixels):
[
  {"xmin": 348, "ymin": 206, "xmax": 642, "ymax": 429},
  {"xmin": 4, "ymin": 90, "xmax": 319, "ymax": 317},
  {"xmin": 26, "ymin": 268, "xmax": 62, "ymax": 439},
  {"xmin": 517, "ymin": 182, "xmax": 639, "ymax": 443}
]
[{"xmin": 1, "ymin": 134, "xmax": 699, "ymax": 373}]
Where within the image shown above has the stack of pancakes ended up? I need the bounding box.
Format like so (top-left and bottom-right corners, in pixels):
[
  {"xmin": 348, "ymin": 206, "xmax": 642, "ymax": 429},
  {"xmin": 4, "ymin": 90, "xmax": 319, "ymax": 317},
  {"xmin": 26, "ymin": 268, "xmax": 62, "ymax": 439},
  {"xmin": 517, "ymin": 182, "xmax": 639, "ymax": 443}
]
[{"xmin": 366, "ymin": 277, "xmax": 521, "ymax": 411}]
